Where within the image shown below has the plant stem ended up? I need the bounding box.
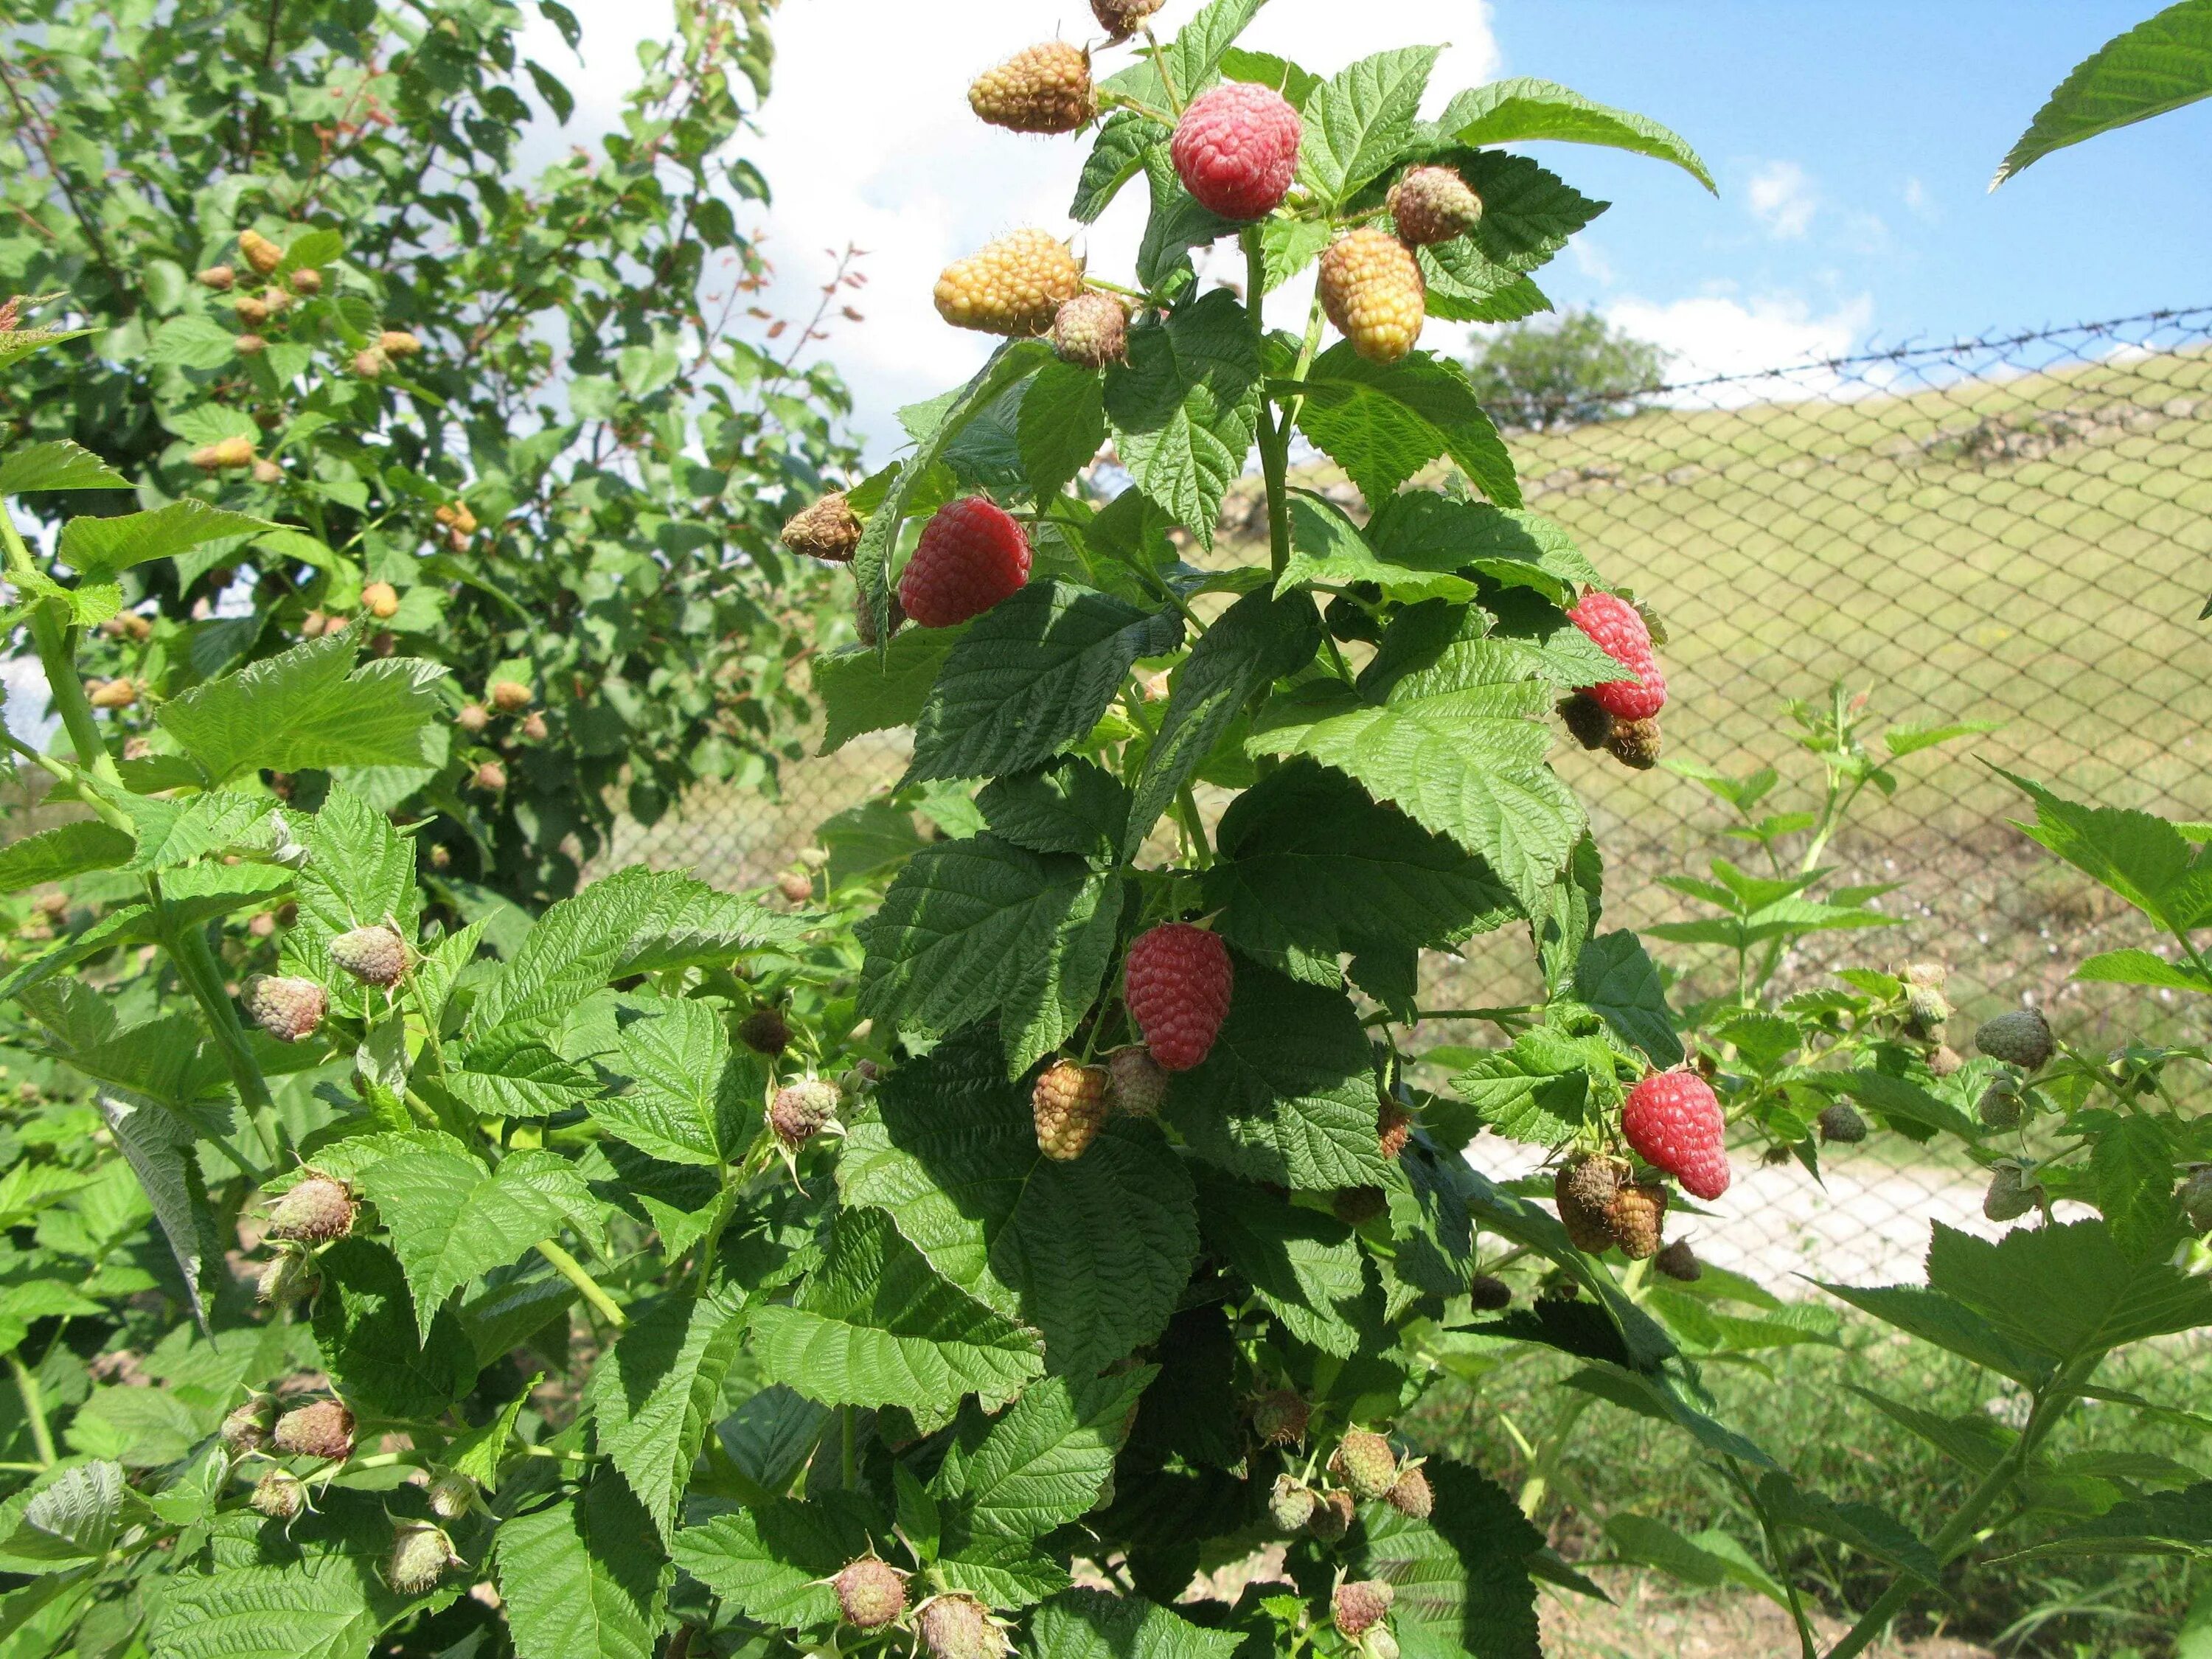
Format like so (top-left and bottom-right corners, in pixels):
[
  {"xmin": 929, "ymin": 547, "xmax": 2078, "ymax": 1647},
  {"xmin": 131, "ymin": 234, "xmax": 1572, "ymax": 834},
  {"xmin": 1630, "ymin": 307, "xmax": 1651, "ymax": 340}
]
[
  {"xmin": 1517, "ymin": 1392, "xmax": 1589, "ymax": 1517},
  {"xmin": 8, "ymin": 1353, "xmax": 55, "ymax": 1467},
  {"xmin": 534, "ymin": 1239, "xmax": 627, "ymax": 1330},
  {"xmin": 1243, "ymin": 228, "xmax": 1294, "ymax": 579},
  {"xmin": 155, "ymin": 880, "xmax": 274, "ymax": 1125},
  {"xmin": 1140, "ymin": 24, "xmax": 1183, "ymax": 114},
  {"xmin": 0, "ymin": 504, "xmax": 122, "ymax": 792},
  {"xmin": 1733, "ymin": 1464, "xmax": 1819, "ymax": 1659},
  {"xmin": 841, "ymin": 1404, "xmax": 857, "ymax": 1488}
]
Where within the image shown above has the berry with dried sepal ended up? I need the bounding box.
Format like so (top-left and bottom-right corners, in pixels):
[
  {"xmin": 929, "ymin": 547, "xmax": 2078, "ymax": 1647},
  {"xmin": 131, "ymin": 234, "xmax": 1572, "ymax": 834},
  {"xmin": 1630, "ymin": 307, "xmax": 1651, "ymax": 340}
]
[
  {"xmin": 489, "ymin": 678, "xmax": 533, "ymax": 713},
  {"xmin": 245, "ymin": 975, "xmax": 326, "ymax": 1043},
  {"xmin": 1655, "ymin": 1238, "xmax": 1703, "ymax": 1281},
  {"xmin": 518, "ymin": 712, "xmax": 549, "ymax": 742},
  {"xmin": 1170, "ymin": 81, "xmax": 1301, "ymax": 219},
  {"xmin": 1621, "ymin": 1071, "xmax": 1731, "ymax": 1200},
  {"xmin": 87, "ymin": 677, "xmax": 136, "ymax": 709},
  {"xmin": 1331, "ymin": 1427, "xmax": 1397, "ymax": 1501},
  {"xmin": 969, "ymin": 41, "xmax": 1094, "ymax": 134},
  {"xmin": 1388, "ymin": 164, "xmax": 1484, "ymax": 245},
  {"xmin": 330, "ymin": 922, "xmax": 407, "ymax": 987},
  {"xmin": 199, "ymin": 435, "xmax": 257, "ymax": 470},
  {"xmin": 1050, "ymin": 290, "xmax": 1129, "ymax": 367},
  {"xmin": 1605, "ymin": 1179, "xmax": 1668, "ymax": 1260},
  {"xmin": 267, "ymin": 1175, "xmax": 356, "ymax": 1244},
  {"xmin": 362, "ymin": 581, "xmax": 400, "ymax": 619},
  {"xmin": 1106, "ymin": 1046, "xmax": 1168, "ymax": 1117},
  {"xmin": 1469, "ymin": 1272, "xmax": 1512, "ymax": 1311},
  {"xmin": 472, "ymin": 761, "xmax": 507, "ymax": 793},
  {"xmin": 1377, "ymin": 1099, "xmax": 1413, "ymax": 1159},
  {"xmin": 1033, "ymin": 1058, "xmax": 1109, "ymax": 1161},
  {"xmin": 1983, "ymin": 1160, "xmax": 2043, "ymax": 1222},
  {"xmin": 1568, "ymin": 589, "xmax": 1667, "ymax": 720},
  {"xmin": 1124, "ymin": 922, "xmax": 1234, "ymax": 1071},
  {"xmin": 1818, "ymin": 1102, "xmax": 1867, "ymax": 1144},
  {"xmin": 1975, "ymin": 1008, "xmax": 2053, "ymax": 1071},
  {"xmin": 1307, "ymin": 1487, "xmax": 1356, "ymax": 1542},
  {"xmin": 386, "ymin": 1520, "xmax": 461, "ymax": 1596},
  {"xmin": 1385, "ymin": 1463, "xmax": 1433, "ymax": 1520},
  {"xmin": 770, "ymin": 1078, "xmax": 841, "ymax": 1150},
  {"xmin": 237, "ymin": 333, "xmax": 268, "ymax": 357},
  {"xmin": 257, "ymin": 1248, "xmax": 319, "ymax": 1310},
  {"xmin": 1554, "ymin": 1153, "xmax": 1624, "ymax": 1253},
  {"xmin": 427, "ymin": 1470, "xmax": 476, "ymax": 1520},
  {"xmin": 1928, "ymin": 1043, "xmax": 1964, "ymax": 1078},
  {"xmin": 935, "ymin": 229, "xmax": 1084, "ymax": 337},
  {"xmin": 272, "ymin": 1399, "xmax": 356, "ymax": 1461},
  {"xmin": 239, "ymin": 229, "xmax": 285, "ymax": 275},
  {"xmin": 1091, "ymin": 0, "xmax": 1164, "ymax": 38},
  {"xmin": 1318, "ymin": 229, "xmax": 1425, "ymax": 364},
  {"xmin": 1269, "ymin": 1473, "xmax": 1318, "ymax": 1532},
  {"xmin": 220, "ymin": 1393, "xmax": 279, "ymax": 1455},
  {"xmin": 1251, "ymin": 1388, "xmax": 1310, "ymax": 1446},
  {"xmin": 352, "ymin": 349, "xmax": 384, "ymax": 378},
  {"xmin": 1334, "ymin": 1580, "xmax": 1395, "ymax": 1638},
  {"xmin": 778, "ymin": 871, "xmax": 813, "ymax": 904},
  {"xmin": 234, "ymin": 294, "xmax": 272, "ymax": 327},
  {"xmin": 1558, "ymin": 690, "xmax": 1614, "ymax": 750},
  {"xmin": 833, "ymin": 1556, "xmax": 909, "ymax": 1631},
  {"xmin": 899, "ymin": 497, "xmax": 1032, "ymax": 627},
  {"xmin": 251, "ymin": 1467, "xmax": 307, "ymax": 1521},
  {"xmin": 739, "ymin": 1006, "xmax": 791, "ymax": 1057},
  {"xmin": 781, "ymin": 493, "xmax": 863, "ymax": 563},
  {"xmin": 1604, "ymin": 715, "xmax": 1662, "ymax": 770},
  {"xmin": 917, "ymin": 1593, "xmax": 1011, "ymax": 1659}
]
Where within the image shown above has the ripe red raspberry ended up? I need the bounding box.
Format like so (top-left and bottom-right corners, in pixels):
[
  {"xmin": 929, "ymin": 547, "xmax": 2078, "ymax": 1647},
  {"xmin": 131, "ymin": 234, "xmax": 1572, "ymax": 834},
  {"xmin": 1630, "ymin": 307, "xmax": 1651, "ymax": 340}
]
[
  {"xmin": 1621, "ymin": 1071, "xmax": 1731, "ymax": 1201},
  {"xmin": 1169, "ymin": 82, "xmax": 1301, "ymax": 220},
  {"xmin": 897, "ymin": 498, "xmax": 1032, "ymax": 628},
  {"xmin": 1567, "ymin": 590, "xmax": 1667, "ymax": 720},
  {"xmin": 1123, "ymin": 922, "xmax": 1232, "ymax": 1071}
]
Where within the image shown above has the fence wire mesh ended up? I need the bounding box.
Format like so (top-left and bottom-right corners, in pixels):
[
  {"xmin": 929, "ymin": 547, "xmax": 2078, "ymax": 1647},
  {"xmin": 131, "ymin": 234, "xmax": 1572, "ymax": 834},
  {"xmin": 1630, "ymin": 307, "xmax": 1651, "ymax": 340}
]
[{"xmin": 622, "ymin": 305, "xmax": 2212, "ymax": 1287}]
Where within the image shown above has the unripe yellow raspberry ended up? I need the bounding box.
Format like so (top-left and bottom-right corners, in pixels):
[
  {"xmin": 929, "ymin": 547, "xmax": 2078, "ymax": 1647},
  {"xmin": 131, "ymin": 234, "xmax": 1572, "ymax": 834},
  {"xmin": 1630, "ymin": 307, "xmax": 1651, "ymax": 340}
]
[
  {"xmin": 1387, "ymin": 165, "xmax": 1484, "ymax": 246},
  {"xmin": 288, "ymin": 268, "xmax": 323, "ymax": 296},
  {"xmin": 353, "ymin": 349, "xmax": 384, "ymax": 378},
  {"xmin": 362, "ymin": 581, "xmax": 400, "ymax": 619},
  {"xmin": 380, "ymin": 330, "xmax": 422, "ymax": 358},
  {"xmin": 192, "ymin": 435, "xmax": 257, "ymax": 472},
  {"xmin": 198, "ymin": 265, "xmax": 235, "ymax": 291},
  {"xmin": 235, "ymin": 333, "xmax": 267, "ymax": 356},
  {"xmin": 88, "ymin": 678, "xmax": 137, "ymax": 709},
  {"xmin": 238, "ymin": 229, "xmax": 284, "ymax": 276},
  {"xmin": 969, "ymin": 42, "xmax": 1094, "ymax": 135},
  {"xmin": 934, "ymin": 230, "xmax": 1084, "ymax": 338},
  {"xmin": 1318, "ymin": 229, "xmax": 1426, "ymax": 364},
  {"xmin": 234, "ymin": 295, "xmax": 272, "ymax": 327}
]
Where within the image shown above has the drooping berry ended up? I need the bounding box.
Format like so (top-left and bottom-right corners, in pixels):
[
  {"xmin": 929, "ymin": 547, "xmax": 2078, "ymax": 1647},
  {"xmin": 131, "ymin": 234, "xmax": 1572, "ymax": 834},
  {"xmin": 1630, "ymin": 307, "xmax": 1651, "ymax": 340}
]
[
  {"xmin": 1123, "ymin": 922, "xmax": 1233, "ymax": 1072},
  {"xmin": 1567, "ymin": 590, "xmax": 1667, "ymax": 720},
  {"xmin": 1605, "ymin": 1180, "xmax": 1668, "ymax": 1260},
  {"xmin": 1318, "ymin": 229, "xmax": 1426, "ymax": 364},
  {"xmin": 238, "ymin": 229, "xmax": 285, "ymax": 276},
  {"xmin": 220, "ymin": 1393, "xmax": 279, "ymax": 1455},
  {"xmin": 1091, "ymin": 0, "xmax": 1164, "ymax": 38},
  {"xmin": 1334, "ymin": 1579, "xmax": 1395, "ymax": 1638},
  {"xmin": 330, "ymin": 923, "xmax": 407, "ymax": 987},
  {"xmin": 1170, "ymin": 82, "xmax": 1301, "ymax": 219},
  {"xmin": 1330, "ymin": 1428, "xmax": 1397, "ymax": 1502},
  {"xmin": 245, "ymin": 975, "xmax": 327, "ymax": 1043},
  {"xmin": 1388, "ymin": 164, "xmax": 1484, "ymax": 245},
  {"xmin": 1554, "ymin": 1154, "xmax": 1624, "ymax": 1253},
  {"xmin": 1604, "ymin": 716, "xmax": 1662, "ymax": 770},
  {"xmin": 87, "ymin": 678, "xmax": 137, "ymax": 709},
  {"xmin": 1105, "ymin": 1046, "xmax": 1168, "ymax": 1117},
  {"xmin": 969, "ymin": 41, "xmax": 1094, "ymax": 135},
  {"xmin": 770, "ymin": 1078, "xmax": 841, "ymax": 1150},
  {"xmin": 266, "ymin": 1175, "xmax": 357, "ymax": 1245},
  {"xmin": 1975, "ymin": 1008, "xmax": 2053, "ymax": 1071},
  {"xmin": 1468, "ymin": 1273, "xmax": 1512, "ymax": 1311},
  {"xmin": 352, "ymin": 349, "xmax": 383, "ymax": 378},
  {"xmin": 781, "ymin": 493, "xmax": 863, "ymax": 563},
  {"xmin": 427, "ymin": 1470, "xmax": 476, "ymax": 1520},
  {"xmin": 1050, "ymin": 291, "xmax": 1129, "ymax": 368},
  {"xmin": 1377, "ymin": 1099, "xmax": 1413, "ymax": 1160},
  {"xmin": 1032, "ymin": 1058, "xmax": 1109, "ymax": 1161},
  {"xmin": 272, "ymin": 1399, "xmax": 356, "ymax": 1461},
  {"xmin": 1928, "ymin": 1043, "xmax": 1964, "ymax": 1078},
  {"xmin": 737, "ymin": 1007, "xmax": 792, "ymax": 1058},
  {"xmin": 898, "ymin": 497, "xmax": 1032, "ymax": 627},
  {"xmin": 1251, "ymin": 1388, "xmax": 1310, "ymax": 1446},
  {"xmin": 237, "ymin": 333, "xmax": 268, "ymax": 357},
  {"xmin": 456, "ymin": 703, "xmax": 489, "ymax": 734},
  {"xmin": 386, "ymin": 1520, "xmax": 460, "ymax": 1595},
  {"xmin": 518, "ymin": 712, "xmax": 549, "ymax": 742},
  {"xmin": 1655, "ymin": 1238, "xmax": 1703, "ymax": 1282},
  {"xmin": 777, "ymin": 871, "xmax": 814, "ymax": 905},
  {"xmin": 251, "ymin": 1467, "xmax": 307, "ymax": 1521},
  {"xmin": 1268, "ymin": 1473, "xmax": 1318, "ymax": 1532},
  {"xmin": 257, "ymin": 1248, "xmax": 320, "ymax": 1309},
  {"xmin": 1385, "ymin": 1463, "xmax": 1433, "ymax": 1520},
  {"xmin": 917, "ymin": 1593, "xmax": 1010, "ymax": 1659},
  {"xmin": 489, "ymin": 678, "xmax": 533, "ymax": 714},
  {"xmin": 1621, "ymin": 1071, "xmax": 1731, "ymax": 1201},
  {"xmin": 1307, "ymin": 1487, "xmax": 1356, "ymax": 1542},
  {"xmin": 1983, "ymin": 1160, "xmax": 2042, "ymax": 1222},
  {"xmin": 833, "ymin": 1557, "xmax": 909, "ymax": 1631},
  {"xmin": 934, "ymin": 229, "xmax": 1085, "ymax": 337},
  {"xmin": 1557, "ymin": 691, "xmax": 1614, "ymax": 750},
  {"xmin": 1978, "ymin": 1079, "xmax": 2025, "ymax": 1128},
  {"xmin": 1818, "ymin": 1102, "xmax": 1868, "ymax": 1144}
]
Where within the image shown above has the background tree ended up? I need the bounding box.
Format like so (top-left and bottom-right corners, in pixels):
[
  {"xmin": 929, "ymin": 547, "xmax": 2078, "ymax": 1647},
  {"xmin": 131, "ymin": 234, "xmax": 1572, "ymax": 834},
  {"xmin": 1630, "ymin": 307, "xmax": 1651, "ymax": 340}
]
[
  {"xmin": 0, "ymin": 0, "xmax": 863, "ymax": 908},
  {"xmin": 1462, "ymin": 307, "xmax": 1670, "ymax": 430}
]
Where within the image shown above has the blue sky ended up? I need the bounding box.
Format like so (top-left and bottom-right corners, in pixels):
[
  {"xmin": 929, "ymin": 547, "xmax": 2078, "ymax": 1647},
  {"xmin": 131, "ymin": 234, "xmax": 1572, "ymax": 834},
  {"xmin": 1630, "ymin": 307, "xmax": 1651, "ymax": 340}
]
[{"xmin": 533, "ymin": 1, "xmax": 2212, "ymax": 452}]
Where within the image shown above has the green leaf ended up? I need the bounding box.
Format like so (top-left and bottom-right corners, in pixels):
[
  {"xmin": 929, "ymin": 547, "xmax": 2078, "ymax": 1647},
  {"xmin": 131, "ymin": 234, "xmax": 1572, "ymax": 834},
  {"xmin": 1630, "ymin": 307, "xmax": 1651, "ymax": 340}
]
[
  {"xmin": 59, "ymin": 501, "xmax": 276, "ymax": 584},
  {"xmin": 1165, "ymin": 961, "xmax": 1391, "ymax": 1191},
  {"xmin": 815, "ymin": 627, "xmax": 964, "ymax": 756},
  {"xmin": 1573, "ymin": 931, "xmax": 1682, "ymax": 1065},
  {"xmin": 1123, "ymin": 587, "xmax": 1320, "ymax": 861},
  {"xmin": 1023, "ymin": 1589, "xmax": 1244, "ymax": 1658},
  {"xmin": 936, "ymin": 1368, "xmax": 1151, "ymax": 1560},
  {"xmin": 159, "ymin": 627, "xmax": 445, "ymax": 782},
  {"xmin": 1356, "ymin": 1461, "xmax": 1544, "ymax": 1658},
  {"xmin": 2074, "ymin": 947, "xmax": 2212, "ymax": 992},
  {"xmin": 1104, "ymin": 288, "xmax": 1263, "ymax": 549},
  {"xmin": 838, "ymin": 1032, "xmax": 1198, "ymax": 1377},
  {"xmin": 1205, "ymin": 759, "xmax": 1513, "ymax": 986},
  {"xmin": 0, "ymin": 441, "xmax": 130, "ymax": 494},
  {"xmin": 0, "ymin": 328, "xmax": 92, "ymax": 372},
  {"xmin": 1100, "ymin": 0, "xmax": 1265, "ymax": 108},
  {"xmin": 598, "ymin": 993, "xmax": 757, "ymax": 1166},
  {"xmin": 1417, "ymin": 249, "xmax": 1552, "ymax": 324},
  {"xmin": 1995, "ymin": 1, "xmax": 2212, "ymax": 185},
  {"xmin": 906, "ymin": 582, "xmax": 1182, "ymax": 784},
  {"xmin": 1367, "ymin": 492, "xmax": 1599, "ymax": 605},
  {"xmin": 1927, "ymin": 1219, "xmax": 2212, "ymax": 1366},
  {"xmin": 495, "ymin": 1476, "xmax": 669, "ymax": 1659},
  {"xmin": 2001, "ymin": 768, "xmax": 2212, "ymax": 934},
  {"xmin": 2005, "ymin": 1481, "xmax": 2212, "ymax": 1558},
  {"xmin": 2, "ymin": 1462, "xmax": 126, "ymax": 1562},
  {"xmin": 1072, "ymin": 111, "xmax": 1168, "ymax": 222},
  {"xmin": 749, "ymin": 1207, "xmax": 1044, "ymax": 1424},
  {"xmin": 670, "ymin": 1489, "xmax": 880, "ymax": 1630},
  {"xmin": 1753, "ymin": 1472, "xmax": 1941, "ymax": 1585},
  {"xmin": 1276, "ymin": 490, "xmax": 1475, "ymax": 604},
  {"xmin": 1450, "ymin": 1029, "xmax": 1597, "ymax": 1147},
  {"xmin": 1298, "ymin": 46, "xmax": 1441, "ymax": 204},
  {"xmin": 1442, "ymin": 76, "xmax": 1715, "ymax": 189},
  {"xmin": 1018, "ymin": 358, "xmax": 1108, "ymax": 502},
  {"xmin": 977, "ymin": 757, "xmax": 1130, "ymax": 859},
  {"xmin": 584, "ymin": 1290, "xmax": 748, "ymax": 1543},
  {"xmin": 443, "ymin": 1372, "xmax": 537, "ymax": 1491},
  {"xmin": 1604, "ymin": 1512, "xmax": 1789, "ymax": 1607},
  {"xmin": 718, "ymin": 1385, "xmax": 829, "ymax": 1494},
  {"xmin": 857, "ymin": 834, "xmax": 1121, "ymax": 1078},
  {"xmin": 1194, "ymin": 1166, "xmax": 1377, "ymax": 1356},
  {"xmin": 97, "ymin": 1091, "xmax": 218, "ymax": 1331},
  {"xmin": 1293, "ymin": 344, "xmax": 1518, "ymax": 509},
  {"xmin": 355, "ymin": 1138, "xmax": 597, "ymax": 1339},
  {"xmin": 1460, "ymin": 150, "xmax": 1610, "ymax": 277},
  {"xmin": 309, "ymin": 1237, "xmax": 474, "ymax": 1419},
  {"xmin": 117, "ymin": 788, "xmax": 272, "ymax": 873},
  {"xmin": 2093, "ymin": 1113, "xmax": 2183, "ymax": 1262},
  {"xmin": 0, "ymin": 821, "xmax": 134, "ymax": 893},
  {"xmin": 148, "ymin": 315, "xmax": 244, "ymax": 370}
]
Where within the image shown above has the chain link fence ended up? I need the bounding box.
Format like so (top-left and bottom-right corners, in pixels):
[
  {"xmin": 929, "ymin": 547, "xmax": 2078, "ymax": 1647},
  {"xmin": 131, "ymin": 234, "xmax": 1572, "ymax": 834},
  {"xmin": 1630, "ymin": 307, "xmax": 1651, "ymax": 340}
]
[{"xmin": 627, "ymin": 304, "xmax": 2212, "ymax": 1287}]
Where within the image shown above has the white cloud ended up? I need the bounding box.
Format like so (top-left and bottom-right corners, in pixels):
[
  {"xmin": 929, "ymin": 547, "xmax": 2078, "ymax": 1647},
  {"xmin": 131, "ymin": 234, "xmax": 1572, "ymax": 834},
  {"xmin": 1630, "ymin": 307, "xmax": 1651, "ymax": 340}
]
[
  {"xmin": 1602, "ymin": 291, "xmax": 1874, "ymax": 397},
  {"xmin": 1745, "ymin": 159, "xmax": 1817, "ymax": 240},
  {"xmin": 1903, "ymin": 175, "xmax": 1938, "ymax": 223},
  {"xmin": 520, "ymin": 1, "xmax": 1501, "ymax": 459}
]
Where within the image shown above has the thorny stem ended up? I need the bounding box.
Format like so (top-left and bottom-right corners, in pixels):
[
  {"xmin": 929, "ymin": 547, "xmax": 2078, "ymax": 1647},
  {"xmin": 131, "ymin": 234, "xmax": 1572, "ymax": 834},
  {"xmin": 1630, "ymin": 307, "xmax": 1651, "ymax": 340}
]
[
  {"xmin": 8, "ymin": 1353, "xmax": 55, "ymax": 1467},
  {"xmin": 534, "ymin": 1239, "xmax": 628, "ymax": 1330}
]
